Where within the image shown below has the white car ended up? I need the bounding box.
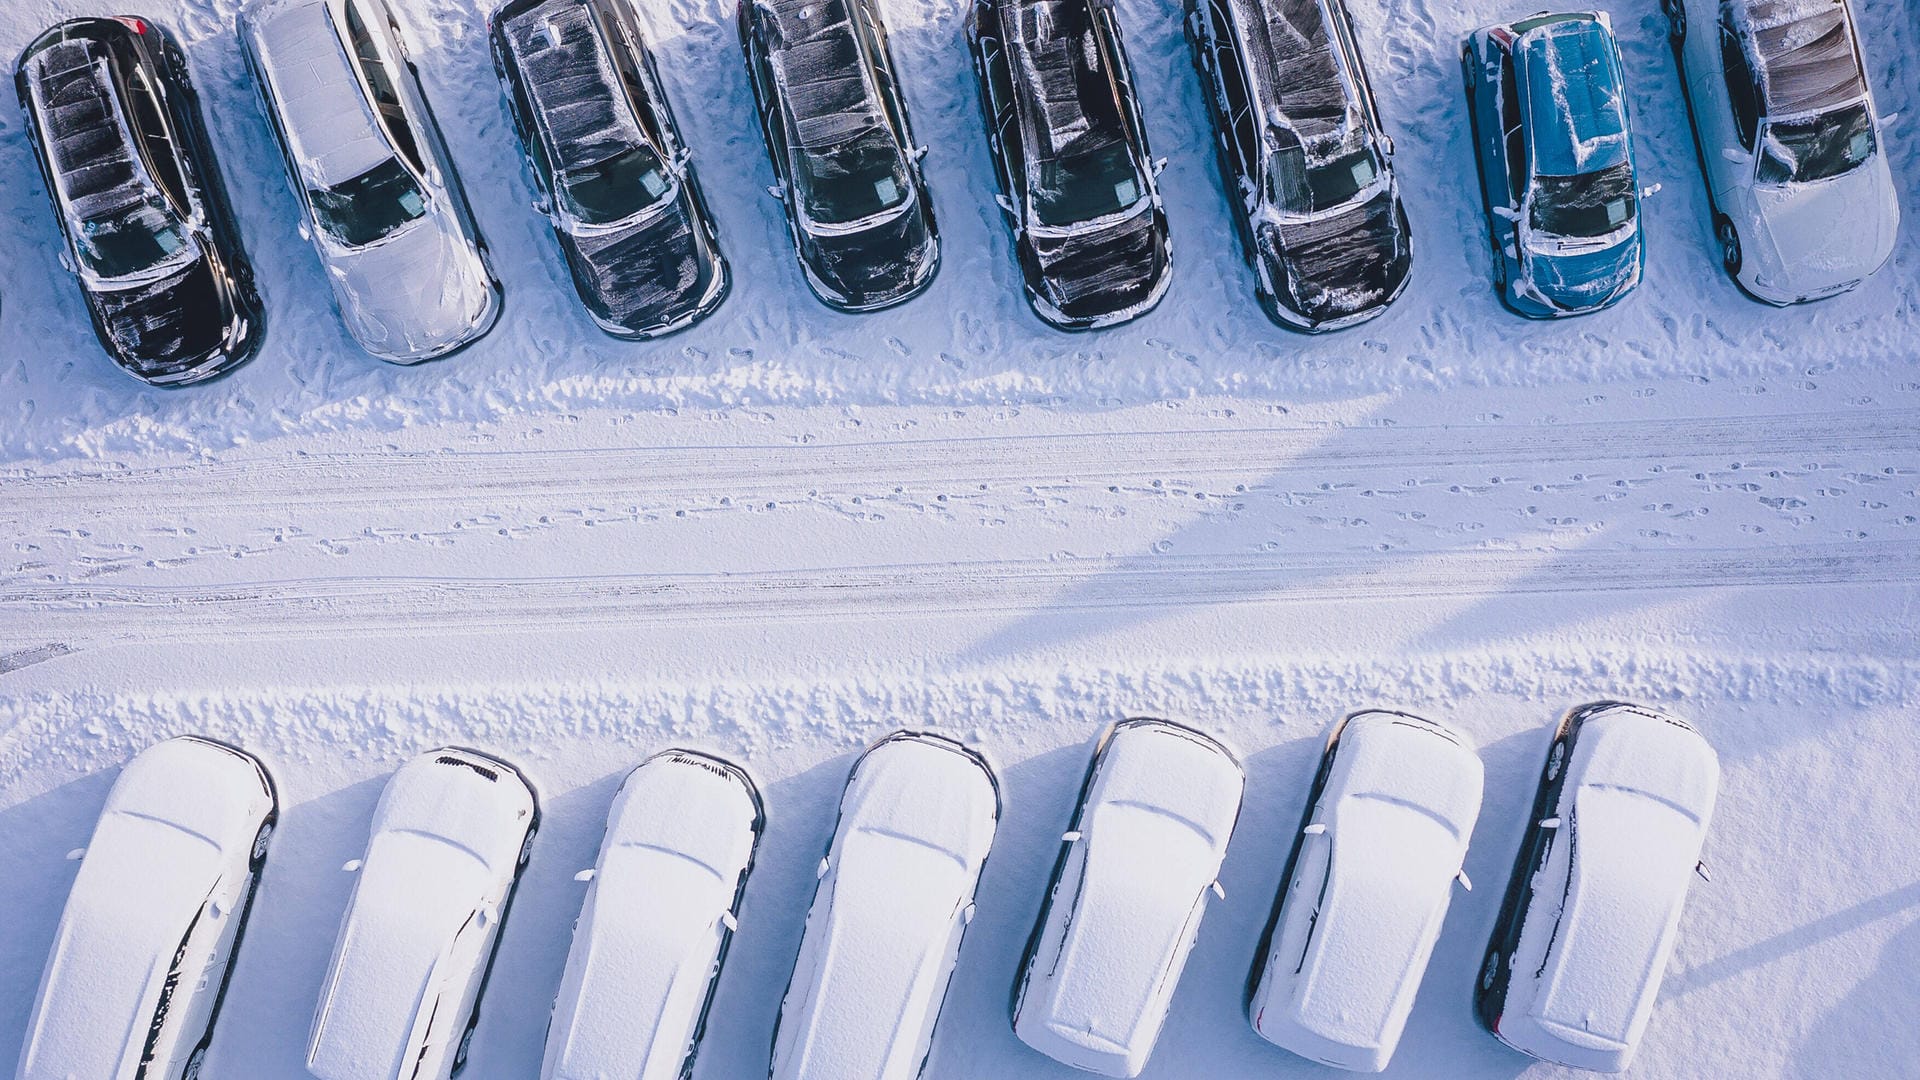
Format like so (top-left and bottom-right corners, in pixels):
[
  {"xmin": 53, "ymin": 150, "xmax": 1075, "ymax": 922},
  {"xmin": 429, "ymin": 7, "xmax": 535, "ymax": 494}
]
[
  {"xmin": 240, "ymin": 0, "xmax": 501, "ymax": 361},
  {"xmin": 770, "ymin": 730, "xmax": 1000, "ymax": 1080},
  {"xmin": 1012, "ymin": 718, "xmax": 1244, "ymax": 1078},
  {"xmin": 1476, "ymin": 702, "xmax": 1719, "ymax": 1072},
  {"xmin": 308, "ymin": 747, "xmax": 538, "ymax": 1080},
  {"xmin": 1665, "ymin": 0, "xmax": 1898, "ymax": 303},
  {"xmin": 541, "ymin": 749, "xmax": 764, "ymax": 1080},
  {"xmin": 15, "ymin": 735, "xmax": 278, "ymax": 1080},
  {"xmin": 1248, "ymin": 710, "xmax": 1483, "ymax": 1072}
]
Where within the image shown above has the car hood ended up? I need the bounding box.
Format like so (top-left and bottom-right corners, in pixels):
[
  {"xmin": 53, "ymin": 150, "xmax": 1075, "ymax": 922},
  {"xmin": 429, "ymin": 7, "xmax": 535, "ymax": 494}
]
[
  {"xmin": 91, "ymin": 254, "xmax": 241, "ymax": 382},
  {"xmin": 1027, "ymin": 206, "xmax": 1168, "ymax": 323},
  {"xmin": 1262, "ymin": 189, "xmax": 1411, "ymax": 325},
  {"xmin": 562, "ymin": 192, "xmax": 719, "ymax": 336},
  {"xmin": 799, "ymin": 198, "xmax": 936, "ymax": 310},
  {"xmin": 325, "ymin": 213, "xmax": 496, "ymax": 362},
  {"xmin": 1745, "ymin": 161, "xmax": 1897, "ymax": 296}
]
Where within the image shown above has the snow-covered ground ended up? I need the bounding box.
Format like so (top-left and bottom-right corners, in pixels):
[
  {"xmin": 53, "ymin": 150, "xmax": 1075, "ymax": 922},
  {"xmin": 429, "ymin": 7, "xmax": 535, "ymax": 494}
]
[{"xmin": 1, "ymin": 0, "xmax": 1916, "ymax": 1076}]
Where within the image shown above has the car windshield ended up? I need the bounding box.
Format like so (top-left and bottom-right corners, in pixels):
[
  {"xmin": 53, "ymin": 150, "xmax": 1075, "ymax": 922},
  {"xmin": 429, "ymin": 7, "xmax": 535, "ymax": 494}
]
[
  {"xmin": 792, "ymin": 128, "xmax": 910, "ymax": 226},
  {"xmin": 560, "ymin": 144, "xmax": 671, "ymax": 226},
  {"xmin": 309, "ymin": 158, "xmax": 427, "ymax": 247},
  {"xmin": 1757, "ymin": 102, "xmax": 1874, "ymax": 184},
  {"xmin": 1530, "ymin": 162, "xmax": 1635, "ymax": 238},
  {"xmin": 76, "ymin": 196, "xmax": 188, "ymax": 279},
  {"xmin": 1033, "ymin": 140, "xmax": 1144, "ymax": 227},
  {"xmin": 1266, "ymin": 143, "xmax": 1381, "ymax": 216}
]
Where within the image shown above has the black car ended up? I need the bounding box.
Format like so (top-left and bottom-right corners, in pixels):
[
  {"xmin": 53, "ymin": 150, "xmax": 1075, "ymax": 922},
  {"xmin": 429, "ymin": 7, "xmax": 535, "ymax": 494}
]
[
  {"xmin": 1186, "ymin": 0, "xmax": 1410, "ymax": 331},
  {"xmin": 491, "ymin": 0, "xmax": 729, "ymax": 338},
  {"xmin": 739, "ymin": 0, "xmax": 939, "ymax": 312},
  {"xmin": 16, "ymin": 17, "xmax": 263, "ymax": 386},
  {"xmin": 968, "ymin": 0, "xmax": 1171, "ymax": 331}
]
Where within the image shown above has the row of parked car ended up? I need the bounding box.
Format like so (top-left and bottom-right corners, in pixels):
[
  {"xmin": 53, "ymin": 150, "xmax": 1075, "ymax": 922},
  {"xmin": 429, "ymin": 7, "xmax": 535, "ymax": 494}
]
[
  {"xmin": 14, "ymin": 702, "xmax": 1720, "ymax": 1079},
  {"xmin": 11, "ymin": 0, "xmax": 1903, "ymax": 385}
]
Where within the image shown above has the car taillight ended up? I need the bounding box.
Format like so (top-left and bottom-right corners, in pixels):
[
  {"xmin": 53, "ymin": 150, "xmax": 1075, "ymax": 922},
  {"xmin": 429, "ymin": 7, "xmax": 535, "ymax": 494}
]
[{"xmin": 114, "ymin": 16, "xmax": 148, "ymax": 34}]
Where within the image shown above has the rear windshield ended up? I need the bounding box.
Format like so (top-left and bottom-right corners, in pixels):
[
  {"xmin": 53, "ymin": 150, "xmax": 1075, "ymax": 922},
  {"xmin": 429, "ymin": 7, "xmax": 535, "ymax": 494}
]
[
  {"xmin": 1033, "ymin": 140, "xmax": 1143, "ymax": 226},
  {"xmin": 1757, "ymin": 101, "xmax": 1873, "ymax": 184},
  {"xmin": 1530, "ymin": 162, "xmax": 1635, "ymax": 238},
  {"xmin": 310, "ymin": 157, "xmax": 426, "ymax": 247},
  {"xmin": 1267, "ymin": 143, "xmax": 1380, "ymax": 216},
  {"xmin": 792, "ymin": 127, "xmax": 909, "ymax": 225},
  {"xmin": 561, "ymin": 144, "xmax": 671, "ymax": 225},
  {"xmin": 77, "ymin": 195, "xmax": 188, "ymax": 278}
]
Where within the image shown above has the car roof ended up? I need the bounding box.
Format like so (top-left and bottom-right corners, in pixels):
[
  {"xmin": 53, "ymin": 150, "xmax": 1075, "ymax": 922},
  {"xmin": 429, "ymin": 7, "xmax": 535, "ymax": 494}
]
[
  {"xmin": 21, "ymin": 33, "xmax": 173, "ymax": 230},
  {"xmin": 1000, "ymin": 0, "xmax": 1130, "ymax": 165},
  {"xmin": 545, "ymin": 753, "xmax": 759, "ymax": 1079},
  {"xmin": 1515, "ymin": 16, "xmax": 1628, "ymax": 177},
  {"xmin": 19, "ymin": 738, "xmax": 268, "ymax": 1080},
  {"xmin": 777, "ymin": 732, "xmax": 996, "ymax": 1078},
  {"xmin": 1287, "ymin": 714, "xmax": 1481, "ymax": 1046},
  {"xmin": 1027, "ymin": 721, "xmax": 1242, "ymax": 1055},
  {"xmin": 1531, "ymin": 707, "xmax": 1717, "ymax": 1044},
  {"xmin": 496, "ymin": 0, "xmax": 652, "ymax": 175},
  {"xmin": 758, "ymin": 0, "xmax": 888, "ymax": 151},
  {"xmin": 246, "ymin": 0, "xmax": 398, "ymax": 190},
  {"xmin": 1220, "ymin": 0, "xmax": 1368, "ymax": 164},
  {"xmin": 1724, "ymin": 0, "xmax": 1867, "ymax": 117}
]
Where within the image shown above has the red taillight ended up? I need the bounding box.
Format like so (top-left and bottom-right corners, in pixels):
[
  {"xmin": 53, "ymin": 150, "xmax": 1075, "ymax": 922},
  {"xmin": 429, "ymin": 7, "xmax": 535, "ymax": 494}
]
[{"xmin": 114, "ymin": 16, "xmax": 149, "ymax": 34}]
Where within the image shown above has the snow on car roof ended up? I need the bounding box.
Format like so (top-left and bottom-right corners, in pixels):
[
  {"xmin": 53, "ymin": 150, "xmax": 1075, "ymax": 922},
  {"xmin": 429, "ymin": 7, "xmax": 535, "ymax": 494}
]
[
  {"xmin": 543, "ymin": 752, "xmax": 759, "ymax": 1080},
  {"xmin": 1517, "ymin": 17, "xmax": 1627, "ymax": 178},
  {"xmin": 1223, "ymin": 0, "xmax": 1365, "ymax": 165},
  {"xmin": 23, "ymin": 37, "xmax": 166, "ymax": 229},
  {"xmin": 18, "ymin": 738, "xmax": 267, "ymax": 1080},
  {"xmin": 774, "ymin": 733, "xmax": 996, "ymax": 1080},
  {"xmin": 1532, "ymin": 708, "xmax": 1717, "ymax": 1046},
  {"xmin": 1726, "ymin": 0, "xmax": 1867, "ymax": 117},
  {"xmin": 1002, "ymin": 0, "xmax": 1129, "ymax": 165},
  {"xmin": 760, "ymin": 0, "xmax": 888, "ymax": 152},
  {"xmin": 247, "ymin": 0, "xmax": 396, "ymax": 190},
  {"xmin": 498, "ymin": 0, "xmax": 650, "ymax": 176},
  {"xmin": 1287, "ymin": 714, "xmax": 1481, "ymax": 1048}
]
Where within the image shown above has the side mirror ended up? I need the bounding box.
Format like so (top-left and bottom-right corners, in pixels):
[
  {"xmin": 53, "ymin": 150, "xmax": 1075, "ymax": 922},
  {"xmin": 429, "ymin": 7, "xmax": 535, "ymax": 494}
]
[
  {"xmin": 1152, "ymin": 156, "xmax": 1168, "ymax": 177},
  {"xmin": 1720, "ymin": 147, "xmax": 1751, "ymax": 165},
  {"xmin": 1879, "ymin": 111, "xmax": 1900, "ymax": 130},
  {"xmin": 1492, "ymin": 204, "xmax": 1521, "ymax": 222},
  {"xmin": 911, "ymin": 144, "xmax": 929, "ymax": 162},
  {"xmin": 1380, "ymin": 133, "xmax": 1396, "ymax": 157},
  {"xmin": 1639, "ymin": 181, "xmax": 1662, "ymax": 198},
  {"xmin": 766, "ymin": 180, "xmax": 786, "ymax": 200},
  {"xmin": 994, "ymin": 193, "xmax": 1016, "ymax": 215}
]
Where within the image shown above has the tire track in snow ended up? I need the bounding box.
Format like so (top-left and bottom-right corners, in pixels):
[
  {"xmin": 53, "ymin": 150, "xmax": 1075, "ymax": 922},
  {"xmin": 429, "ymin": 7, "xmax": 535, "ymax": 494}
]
[{"xmin": 5, "ymin": 541, "xmax": 1912, "ymax": 649}]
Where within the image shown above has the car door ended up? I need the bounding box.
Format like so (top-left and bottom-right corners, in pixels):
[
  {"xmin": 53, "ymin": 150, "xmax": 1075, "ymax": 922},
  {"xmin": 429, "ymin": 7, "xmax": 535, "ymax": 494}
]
[
  {"xmin": 119, "ymin": 46, "xmax": 197, "ymax": 228},
  {"xmin": 976, "ymin": 32, "xmax": 1025, "ymax": 228},
  {"xmin": 743, "ymin": 15, "xmax": 789, "ymax": 185},
  {"xmin": 1202, "ymin": 0, "xmax": 1260, "ymax": 216},
  {"xmin": 1710, "ymin": 17, "xmax": 1761, "ymax": 203}
]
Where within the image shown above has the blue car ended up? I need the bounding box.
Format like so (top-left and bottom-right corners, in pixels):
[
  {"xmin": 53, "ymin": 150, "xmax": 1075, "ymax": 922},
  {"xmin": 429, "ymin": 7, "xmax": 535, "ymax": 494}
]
[{"xmin": 1462, "ymin": 11, "xmax": 1641, "ymax": 317}]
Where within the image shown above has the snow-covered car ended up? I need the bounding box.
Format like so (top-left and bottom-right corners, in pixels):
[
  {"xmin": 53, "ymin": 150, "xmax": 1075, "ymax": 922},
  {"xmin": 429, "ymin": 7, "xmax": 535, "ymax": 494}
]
[
  {"xmin": 1476, "ymin": 702, "xmax": 1719, "ymax": 1072},
  {"xmin": 739, "ymin": 0, "xmax": 939, "ymax": 312},
  {"xmin": 1185, "ymin": 0, "xmax": 1412, "ymax": 331},
  {"xmin": 968, "ymin": 0, "xmax": 1173, "ymax": 330},
  {"xmin": 1247, "ymin": 710, "xmax": 1482, "ymax": 1072},
  {"xmin": 541, "ymin": 749, "xmax": 763, "ymax": 1080},
  {"xmin": 490, "ymin": 0, "xmax": 730, "ymax": 338},
  {"xmin": 239, "ymin": 0, "xmax": 501, "ymax": 362},
  {"xmin": 1012, "ymin": 718, "xmax": 1244, "ymax": 1077},
  {"xmin": 15, "ymin": 735, "xmax": 278, "ymax": 1080},
  {"xmin": 308, "ymin": 747, "xmax": 539, "ymax": 1080},
  {"xmin": 1462, "ymin": 11, "xmax": 1643, "ymax": 317},
  {"xmin": 769, "ymin": 730, "xmax": 999, "ymax": 1080},
  {"xmin": 15, "ymin": 17, "xmax": 264, "ymax": 386},
  {"xmin": 1663, "ymin": 0, "xmax": 1897, "ymax": 304}
]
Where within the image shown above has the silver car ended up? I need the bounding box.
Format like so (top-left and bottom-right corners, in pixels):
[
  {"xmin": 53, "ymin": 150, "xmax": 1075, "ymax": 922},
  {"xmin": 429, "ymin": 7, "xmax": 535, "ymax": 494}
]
[{"xmin": 241, "ymin": 0, "xmax": 500, "ymax": 362}]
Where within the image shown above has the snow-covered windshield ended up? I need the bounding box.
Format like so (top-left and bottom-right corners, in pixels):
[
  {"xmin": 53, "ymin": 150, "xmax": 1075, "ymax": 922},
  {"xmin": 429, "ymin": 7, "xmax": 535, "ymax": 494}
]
[
  {"xmin": 1530, "ymin": 162, "xmax": 1634, "ymax": 237},
  {"xmin": 310, "ymin": 157, "xmax": 426, "ymax": 247},
  {"xmin": 1757, "ymin": 101, "xmax": 1873, "ymax": 184},
  {"xmin": 561, "ymin": 144, "xmax": 670, "ymax": 226},
  {"xmin": 1267, "ymin": 143, "xmax": 1379, "ymax": 216},
  {"xmin": 792, "ymin": 127, "xmax": 909, "ymax": 226},
  {"xmin": 77, "ymin": 194, "xmax": 188, "ymax": 278},
  {"xmin": 1034, "ymin": 140, "xmax": 1143, "ymax": 226}
]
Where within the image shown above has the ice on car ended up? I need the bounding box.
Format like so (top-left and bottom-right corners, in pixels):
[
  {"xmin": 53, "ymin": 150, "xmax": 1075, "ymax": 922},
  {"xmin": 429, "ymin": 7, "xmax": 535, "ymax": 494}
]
[
  {"xmin": 15, "ymin": 735, "xmax": 278, "ymax": 1080},
  {"xmin": 769, "ymin": 730, "xmax": 999, "ymax": 1080},
  {"xmin": 1013, "ymin": 718, "xmax": 1244, "ymax": 1077},
  {"xmin": 1477, "ymin": 702, "xmax": 1719, "ymax": 1072},
  {"xmin": 307, "ymin": 747, "xmax": 538, "ymax": 1080},
  {"xmin": 1248, "ymin": 710, "xmax": 1482, "ymax": 1072},
  {"xmin": 541, "ymin": 749, "xmax": 763, "ymax": 1080}
]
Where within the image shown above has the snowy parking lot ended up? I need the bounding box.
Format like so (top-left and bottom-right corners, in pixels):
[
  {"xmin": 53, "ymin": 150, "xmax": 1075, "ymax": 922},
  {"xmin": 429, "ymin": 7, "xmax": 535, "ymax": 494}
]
[{"xmin": 1, "ymin": 0, "xmax": 1917, "ymax": 1076}]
